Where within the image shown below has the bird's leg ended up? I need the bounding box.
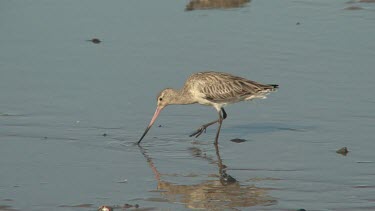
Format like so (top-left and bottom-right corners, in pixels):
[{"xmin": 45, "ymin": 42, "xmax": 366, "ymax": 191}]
[
  {"xmin": 189, "ymin": 108, "xmax": 227, "ymax": 138},
  {"xmin": 189, "ymin": 119, "xmax": 219, "ymax": 138},
  {"xmin": 214, "ymin": 110, "xmax": 224, "ymax": 145}
]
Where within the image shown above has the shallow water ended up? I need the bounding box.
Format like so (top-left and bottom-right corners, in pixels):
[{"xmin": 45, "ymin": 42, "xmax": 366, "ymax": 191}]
[{"xmin": 1, "ymin": 0, "xmax": 375, "ymax": 210}]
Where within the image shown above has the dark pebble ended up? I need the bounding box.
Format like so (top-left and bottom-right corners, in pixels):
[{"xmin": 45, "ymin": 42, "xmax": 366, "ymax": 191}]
[
  {"xmin": 158, "ymin": 125, "xmax": 162, "ymax": 127},
  {"xmin": 336, "ymin": 147, "xmax": 349, "ymax": 156},
  {"xmin": 102, "ymin": 133, "xmax": 107, "ymax": 137},
  {"xmin": 230, "ymin": 138, "xmax": 247, "ymax": 143},
  {"xmin": 88, "ymin": 38, "xmax": 101, "ymax": 44}
]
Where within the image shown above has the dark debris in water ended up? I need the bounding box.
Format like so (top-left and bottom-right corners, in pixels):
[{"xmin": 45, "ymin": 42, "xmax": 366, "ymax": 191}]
[
  {"xmin": 336, "ymin": 147, "xmax": 349, "ymax": 156},
  {"xmin": 87, "ymin": 38, "xmax": 102, "ymax": 44},
  {"xmin": 230, "ymin": 138, "xmax": 247, "ymax": 143}
]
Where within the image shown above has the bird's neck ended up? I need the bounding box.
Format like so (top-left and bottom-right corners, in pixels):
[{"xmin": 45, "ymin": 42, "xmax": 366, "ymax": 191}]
[{"xmin": 169, "ymin": 88, "xmax": 195, "ymax": 105}]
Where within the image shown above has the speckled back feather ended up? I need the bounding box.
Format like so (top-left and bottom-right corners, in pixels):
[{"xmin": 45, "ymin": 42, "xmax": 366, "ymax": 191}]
[{"xmin": 184, "ymin": 71, "xmax": 278, "ymax": 104}]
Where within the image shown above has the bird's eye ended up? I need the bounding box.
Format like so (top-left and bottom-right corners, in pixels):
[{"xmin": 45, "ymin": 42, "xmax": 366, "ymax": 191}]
[{"xmin": 159, "ymin": 98, "xmax": 163, "ymax": 101}]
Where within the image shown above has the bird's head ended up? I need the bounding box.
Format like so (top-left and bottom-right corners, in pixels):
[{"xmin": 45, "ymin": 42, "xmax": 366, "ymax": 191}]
[
  {"xmin": 156, "ymin": 88, "xmax": 179, "ymax": 109},
  {"xmin": 138, "ymin": 88, "xmax": 178, "ymax": 144}
]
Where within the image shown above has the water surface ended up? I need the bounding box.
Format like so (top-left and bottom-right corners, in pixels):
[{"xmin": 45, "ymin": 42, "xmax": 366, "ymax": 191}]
[{"xmin": 1, "ymin": 0, "xmax": 375, "ymax": 210}]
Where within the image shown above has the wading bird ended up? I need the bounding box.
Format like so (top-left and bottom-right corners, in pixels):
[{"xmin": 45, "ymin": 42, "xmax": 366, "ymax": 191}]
[{"xmin": 138, "ymin": 71, "xmax": 278, "ymax": 145}]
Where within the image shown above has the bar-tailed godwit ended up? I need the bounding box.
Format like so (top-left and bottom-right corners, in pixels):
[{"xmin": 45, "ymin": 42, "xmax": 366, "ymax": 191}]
[{"xmin": 138, "ymin": 71, "xmax": 278, "ymax": 145}]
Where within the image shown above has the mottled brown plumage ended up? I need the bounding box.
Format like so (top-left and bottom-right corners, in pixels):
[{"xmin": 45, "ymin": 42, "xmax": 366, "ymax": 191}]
[
  {"xmin": 185, "ymin": 72, "xmax": 277, "ymax": 105},
  {"xmin": 138, "ymin": 71, "xmax": 278, "ymax": 145}
]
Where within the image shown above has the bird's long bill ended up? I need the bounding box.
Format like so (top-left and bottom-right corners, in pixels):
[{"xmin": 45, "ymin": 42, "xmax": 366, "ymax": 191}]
[{"xmin": 138, "ymin": 107, "xmax": 163, "ymax": 144}]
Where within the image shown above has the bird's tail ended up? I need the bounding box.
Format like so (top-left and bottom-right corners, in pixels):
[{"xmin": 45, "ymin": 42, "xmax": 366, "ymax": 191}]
[
  {"xmin": 266, "ymin": 84, "xmax": 279, "ymax": 91},
  {"xmin": 254, "ymin": 84, "xmax": 279, "ymax": 99}
]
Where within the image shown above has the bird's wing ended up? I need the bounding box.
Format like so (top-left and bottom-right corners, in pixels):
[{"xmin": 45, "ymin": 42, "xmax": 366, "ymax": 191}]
[{"xmin": 190, "ymin": 72, "xmax": 271, "ymax": 103}]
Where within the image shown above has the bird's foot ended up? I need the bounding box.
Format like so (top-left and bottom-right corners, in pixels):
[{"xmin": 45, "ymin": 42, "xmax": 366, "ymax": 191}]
[{"xmin": 189, "ymin": 126, "xmax": 207, "ymax": 138}]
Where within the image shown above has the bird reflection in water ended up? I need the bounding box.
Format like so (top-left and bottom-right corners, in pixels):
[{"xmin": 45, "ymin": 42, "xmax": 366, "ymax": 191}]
[
  {"xmin": 138, "ymin": 144, "xmax": 276, "ymax": 209},
  {"xmin": 186, "ymin": 0, "xmax": 251, "ymax": 11}
]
